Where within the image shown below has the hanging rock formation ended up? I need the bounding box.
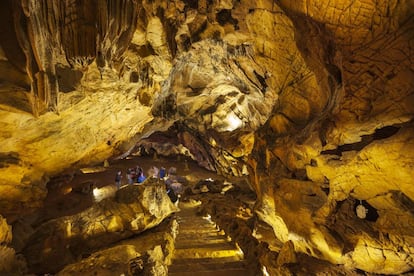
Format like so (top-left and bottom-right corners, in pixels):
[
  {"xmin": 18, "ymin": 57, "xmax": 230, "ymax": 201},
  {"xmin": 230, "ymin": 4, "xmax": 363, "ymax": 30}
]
[{"xmin": 0, "ymin": 0, "xmax": 413, "ymax": 274}]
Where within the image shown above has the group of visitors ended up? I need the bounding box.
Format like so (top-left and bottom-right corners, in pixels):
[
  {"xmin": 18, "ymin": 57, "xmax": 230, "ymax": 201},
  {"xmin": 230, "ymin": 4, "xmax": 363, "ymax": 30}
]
[
  {"xmin": 114, "ymin": 165, "xmax": 147, "ymax": 190},
  {"xmin": 126, "ymin": 166, "xmax": 147, "ymax": 185},
  {"xmin": 114, "ymin": 165, "xmax": 182, "ymax": 204}
]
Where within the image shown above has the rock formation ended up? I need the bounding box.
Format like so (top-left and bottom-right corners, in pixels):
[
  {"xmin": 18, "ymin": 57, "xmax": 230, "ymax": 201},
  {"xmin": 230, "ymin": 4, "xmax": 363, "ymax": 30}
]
[
  {"xmin": 23, "ymin": 183, "xmax": 177, "ymax": 274},
  {"xmin": 0, "ymin": 0, "xmax": 413, "ymax": 274}
]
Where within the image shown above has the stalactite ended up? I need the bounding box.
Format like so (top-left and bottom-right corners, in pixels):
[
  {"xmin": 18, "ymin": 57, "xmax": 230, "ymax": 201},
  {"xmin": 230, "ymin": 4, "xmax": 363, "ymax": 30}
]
[
  {"xmin": 17, "ymin": 0, "xmax": 60, "ymax": 114},
  {"xmin": 6, "ymin": 0, "xmax": 139, "ymax": 115}
]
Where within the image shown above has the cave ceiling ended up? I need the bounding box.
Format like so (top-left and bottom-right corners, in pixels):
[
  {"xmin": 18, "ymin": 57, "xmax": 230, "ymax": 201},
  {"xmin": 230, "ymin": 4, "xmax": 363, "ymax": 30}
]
[{"xmin": 0, "ymin": 0, "xmax": 413, "ymax": 274}]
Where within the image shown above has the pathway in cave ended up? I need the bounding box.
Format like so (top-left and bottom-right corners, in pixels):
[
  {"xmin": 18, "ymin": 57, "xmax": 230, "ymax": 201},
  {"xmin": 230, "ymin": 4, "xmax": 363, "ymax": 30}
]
[{"xmin": 168, "ymin": 201, "xmax": 254, "ymax": 276}]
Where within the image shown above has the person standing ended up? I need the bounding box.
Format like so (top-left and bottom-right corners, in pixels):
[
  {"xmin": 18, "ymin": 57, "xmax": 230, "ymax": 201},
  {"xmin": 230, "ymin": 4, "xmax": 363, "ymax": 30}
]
[
  {"xmin": 137, "ymin": 171, "xmax": 146, "ymax": 183},
  {"xmin": 115, "ymin": 170, "xmax": 122, "ymax": 190},
  {"xmin": 159, "ymin": 167, "xmax": 166, "ymax": 179},
  {"xmin": 126, "ymin": 168, "xmax": 134, "ymax": 184}
]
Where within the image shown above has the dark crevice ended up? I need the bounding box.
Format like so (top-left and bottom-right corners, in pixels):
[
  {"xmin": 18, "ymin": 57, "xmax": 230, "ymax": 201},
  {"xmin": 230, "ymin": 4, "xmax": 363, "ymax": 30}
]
[
  {"xmin": 326, "ymin": 64, "xmax": 342, "ymax": 85},
  {"xmin": 164, "ymin": 18, "xmax": 178, "ymax": 58},
  {"xmin": 191, "ymin": 21, "xmax": 208, "ymax": 43},
  {"xmin": 130, "ymin": 43, "xmax": 155, "ymax": 58},
  {"xmin": 130, "ymin": 71, "xmax": 139, "ymax": 83},
  {"xmin": 292, "ymin": 169, "xmax": 308, "ymax": 180},
  {"xmin": 0, "ymin": 152, "xmax": 20, "ymax": 168},
  {"xmin": 186, "ymin": 84, "xmax": 204, "ymax": 97},
  {"xmin": 0, "ymin": 0, "xmax": 28, "ymax": 73},
  {"xmin": 390, "ymin": 190, "xmax": 414, "ymax": 216},
  {"xmin": 56, "ymin": 66, "xmax": 83, "ymax": 92},
  {"xmin": 216, "ymin": 9, "xmax": 238, "ymax": 29},
  {"xmin": 254, "ymin": 70, "xmax": 268, "ymax": 94},
  {"xmin": 321, "ymin": 125, "xmax": 400, "ymax": 156},
  {"xmin": 186, "ymin": 0, "xmax": 198, "ymax": 10}
]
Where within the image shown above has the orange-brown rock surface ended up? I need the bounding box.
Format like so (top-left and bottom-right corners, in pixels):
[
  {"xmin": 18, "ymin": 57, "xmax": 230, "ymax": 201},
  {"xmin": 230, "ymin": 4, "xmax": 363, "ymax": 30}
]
[
  {"xmin": 0, "ymin": 0, "xmax": 413, "ymax": 274},
  {"xmin": 23, "ymin": 183, "xmax": 177, "ymax": 274}
]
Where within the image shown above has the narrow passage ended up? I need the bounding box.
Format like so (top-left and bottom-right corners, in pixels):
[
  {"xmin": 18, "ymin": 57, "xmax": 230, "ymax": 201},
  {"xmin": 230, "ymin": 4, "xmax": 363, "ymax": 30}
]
[{"xmin": 168, "ymin": 201, "xmax": 254, "ymax": 276}]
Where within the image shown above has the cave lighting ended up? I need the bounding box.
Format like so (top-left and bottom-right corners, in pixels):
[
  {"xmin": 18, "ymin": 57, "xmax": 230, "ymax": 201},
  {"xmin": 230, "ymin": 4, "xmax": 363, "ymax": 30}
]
[
  {"xmin": 225, "ymin": 112, "xmax": 242, "ymax": 131},
  {"xmin": 234, "ymin": 242, "xmax": 245, "ymax": 257},
  {"xmin": 80, "ymin": 167, "xmax": 106, "ymax": 174},
  {"xmin": 93, "ymin": 186, "xmax": 116, "ymax": 202},
  {"xmin": 209, "ymin": 137, "xmax": 217, "ymax": 146},
  {"xmin": 65, "ymin": 220, "xmax": 73, "ymax": 238},
  {"xmin": 202, "ymin": 213, "xmax": 212, "ymax": 222},
  {"xmin": 262, "ymin": 265, "xmax": 270, "ymax": 276},
  {"xmin": 93, "ymin": 187, "xmax": 101, "ymax": 198},
  {"xmin": 288, "ymin": 232, "xmax": 306, "ymax": 242},
  {"xmin": 202, "ymin": 214, "xmax": 245, "ymax": 258}
]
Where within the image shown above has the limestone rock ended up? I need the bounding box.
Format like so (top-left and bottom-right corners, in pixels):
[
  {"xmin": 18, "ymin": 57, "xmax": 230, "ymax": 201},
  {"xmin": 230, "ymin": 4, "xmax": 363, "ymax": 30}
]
[
  {"xmin": 0, "ymin": 215, "xmax": 27, "ymax": 274},
  {"xmin": 57, "ymin": 217, "xmax": 177, "ymax": 276},
  {"xmin": 22, "ymin": 184, "xmax": 178, "ymax": 274},
  {"xmin": 276, "ymin": 240, "xmax": 297, "ymax": 266},
  {"xmin": 0, "ymin": 215, "xmax": 12, "ymax": 245},
  {"xmin": 344, "ymin": 234, "xmax": 414, "ymax": 274}
]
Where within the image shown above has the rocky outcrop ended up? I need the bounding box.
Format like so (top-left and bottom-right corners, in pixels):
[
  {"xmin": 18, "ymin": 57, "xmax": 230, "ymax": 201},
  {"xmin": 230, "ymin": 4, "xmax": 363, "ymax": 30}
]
[
  {"xmin": 57, "ymin": 217, "xmax": 178, "ymax": 276},
  {"xmin": 22, "ymin": 183, "xmax": 177, "ymax": 274},
  {"xmin": 248, "ymin": 1, "xmax": 414, "ymax": 274},
  {"xmin": 0, "ymin": 215, "xmax": 27, "ymax": 274}
]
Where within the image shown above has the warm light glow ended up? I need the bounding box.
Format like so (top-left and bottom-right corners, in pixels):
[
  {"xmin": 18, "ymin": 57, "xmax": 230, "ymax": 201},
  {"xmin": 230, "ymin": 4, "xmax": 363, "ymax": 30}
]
[
  {"xmin": 93, "ymin": 187, "xmax": 100, "ymax": 197},
  {"xmin": 93, "ymin": 186, "xmax": 116, "ymax": 202},
  {"xmin": 288, "ymin": 232, "xmax": 306, "ymax": 242},
  {"xmin": 202, "ymin": 213, "xmax": 212, "ymax": 222},
  {"xmin": 63, "ymin": 187, "xmax": 72, "ymax": 195},
  {"xmin": 225, "ymin": 113, "xmax": 242, "ymax": 131},
  {"xmin": 234, "ymin": 242, "xmax": 245, "ymax": 258},
  {"xmin": 80, "ymin": 167, "xmax": 106, "ymax": 174},
  {"xmin": 107, "ymin": 216, "xmax": 122, "ymax": 232},
  {"xmin": 209, "ymin": 137, "xmax": 217, "ymax": 146},
  {"xmin": 65, "ymin": 221, "xmax": 73, "ymax": 238},
  {"xmin": 221, "ymin": 181, "xmax": 234, "ymax": 194},
  {"xmin": 262, "ymin": 265, "xmax": 270, "ymax": 276}
]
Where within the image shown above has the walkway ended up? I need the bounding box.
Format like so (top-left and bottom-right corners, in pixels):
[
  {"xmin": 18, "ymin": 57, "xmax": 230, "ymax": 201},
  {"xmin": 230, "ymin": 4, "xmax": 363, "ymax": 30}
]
[{"xmin": 168, "ymin": 201, "xmax": 254, "ymax": 276}]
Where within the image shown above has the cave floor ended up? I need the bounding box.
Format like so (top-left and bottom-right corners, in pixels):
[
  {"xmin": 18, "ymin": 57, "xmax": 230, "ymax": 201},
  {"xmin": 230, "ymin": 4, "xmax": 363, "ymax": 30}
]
[
  {"xmin": 22, "ymin": 154, "xmax": 260, "ymax": 275},
  {"xmin": 17, "ymin": 154, "xmax": 366, "ymax": 275},
  {"xmin": 36, "ymin": 154, "xmax": 230, "ymax": 226},
  {"xmin": 168, "ymin": 200, "xmax": 255, "ymax": 276}
]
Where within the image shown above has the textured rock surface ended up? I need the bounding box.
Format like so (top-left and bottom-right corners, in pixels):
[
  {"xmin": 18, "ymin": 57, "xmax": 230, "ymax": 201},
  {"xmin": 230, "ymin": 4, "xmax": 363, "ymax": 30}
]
[
  {"xmin": 0, "ymin": 215, "xmax": 27, "ymax": 274},
  {"xmin": 0, "ymin": 0, "xmax": 413, "ymax": 274},
  {"xmin": 57, "ymin": 217, "xmax": 177, "ymax": 276},
  {"xmin": 22, "ymin": 183, "xmax": 177, "ymax": 274}
]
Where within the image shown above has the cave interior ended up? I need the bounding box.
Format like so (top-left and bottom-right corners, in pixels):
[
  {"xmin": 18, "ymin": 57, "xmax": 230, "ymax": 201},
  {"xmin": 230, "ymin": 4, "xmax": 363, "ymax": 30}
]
[{"xmin": 0, "ymin": 0, "xmax": 413, "ymax": 275}]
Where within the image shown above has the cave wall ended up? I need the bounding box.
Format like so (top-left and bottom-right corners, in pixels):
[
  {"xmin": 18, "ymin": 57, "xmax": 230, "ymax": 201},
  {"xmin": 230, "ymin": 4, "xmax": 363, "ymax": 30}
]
[
  {"xmin": 250, "ymin": 0, "xmax": 414, "ymax": 273},
  {"xmin": 0, "ymin": 0, "xmax": 413, "ymax": 274}
]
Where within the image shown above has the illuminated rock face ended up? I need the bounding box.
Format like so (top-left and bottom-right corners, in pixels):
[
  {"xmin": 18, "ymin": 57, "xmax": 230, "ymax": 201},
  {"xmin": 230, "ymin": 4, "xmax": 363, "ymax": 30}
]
[
  {"xmin": 0, "ymin": 0, "xmax": 413, "ymax": 274},
  {"xmin": 0, "ymin": 215, "xmax": 23, "ymax": 273},
  {"xmin": 22, "ymin": 184, "xmax": 177, "ymax": 274},
  {"xmin": 249, "ymin": 1, "xmax": 414, "ymax": 273}
]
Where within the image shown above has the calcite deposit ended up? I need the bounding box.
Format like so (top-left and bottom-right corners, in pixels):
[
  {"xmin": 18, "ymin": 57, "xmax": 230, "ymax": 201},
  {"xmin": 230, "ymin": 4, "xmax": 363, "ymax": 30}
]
[{"xmin": 0, "ymin": 0, "xmax": 413, "ymax": 274}]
